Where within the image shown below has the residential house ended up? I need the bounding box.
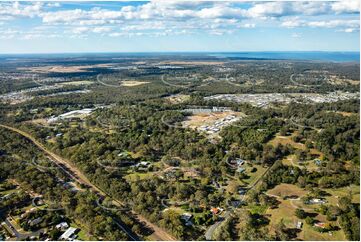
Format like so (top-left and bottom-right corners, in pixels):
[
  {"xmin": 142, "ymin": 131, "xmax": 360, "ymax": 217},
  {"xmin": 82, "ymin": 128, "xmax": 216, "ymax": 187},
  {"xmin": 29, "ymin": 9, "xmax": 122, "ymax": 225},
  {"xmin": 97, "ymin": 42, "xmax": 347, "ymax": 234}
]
[
  {"xmin": 59, "ymin": 227, "xmax": 78, "ymax": 241},
  {"xmin": 55, "ymin": 222, "xmax": 69, "ymax": 231}
]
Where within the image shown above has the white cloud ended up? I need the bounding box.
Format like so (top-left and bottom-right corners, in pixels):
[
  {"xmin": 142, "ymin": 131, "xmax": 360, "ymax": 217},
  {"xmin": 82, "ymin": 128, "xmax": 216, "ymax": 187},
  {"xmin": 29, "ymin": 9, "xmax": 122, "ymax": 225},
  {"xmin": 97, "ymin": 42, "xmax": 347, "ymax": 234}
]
[
  {"xmin": 47, "ymin": 3, "xmax": 61, "ymax": 8},
  {"xmin": 308, "ymin": 19, "xmax": 359, "ymax": 28},
  {"xmin": 0, "ymin": 1, "xmax": 359, "ymax": 41},
  {"xmin": 281, "ymin": 18, "xmax": 359, "ymax": 30},
  {"xmin": 41, "ymin": 9, "xmax": 87, "ymax": 23},
  {"xmin": 196, "ymin": 5, "xmax": 246, "ymax": 19},
  {"xmin": 331, "ymin": 0, "xmax": 360, "ymax": 14},
  {"xmin": 0, "ymin": 1, "xmax": 44, "ymax": 18},
  {"xmin": 247, "ymin": 2, "xmax": 291, "ymax": 18},
  {"xmin": 243, "ymin": 23, "xmax": 256, "ymax": 28},
  {"xmin": 92, "ymin": 26, "xmax": 112, "ymax": 33},
  {"xmin": 281, "ymin": 19, "xmax": 302, "ymax": 28},
  {"xmin": 21, "ymin": 30, "xmax": 61, "ymax": 40},
  {"xmin": 72, "ymin": 27, "xmax": 89, "ymax": 34},
  {"xmin": 35, "ymin": 1, "xmax": 356, "ymax": 26},
  {"xmin": 343, "ymin": 28, "xmax": 357, "ymax": 33}
]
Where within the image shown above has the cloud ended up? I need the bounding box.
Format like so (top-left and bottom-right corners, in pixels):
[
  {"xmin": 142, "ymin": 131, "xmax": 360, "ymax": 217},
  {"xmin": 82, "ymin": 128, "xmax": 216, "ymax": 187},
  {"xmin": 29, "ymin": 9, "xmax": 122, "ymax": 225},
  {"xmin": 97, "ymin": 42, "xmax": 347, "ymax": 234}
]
[
  {"xmin": 245, "ymin": 1, "xmax": 331, "ymax": 18},
  {"xmin": 281, "ymin": 18, "xmax": 359, "ymax": 30},
  {"xmin": 35, "ymin": 0, "xmax": 358, "ymax": 25},
  {"xmin": 281, "ymin": 18, "xmax": 303, "ymax": 28},
  {"xmin": 41, "ymin": 9, "xmax": 87, "ymax": 23},
  {"xmin": 307, "ymin": 19, "xmax": 359, "ymax": 28},
  {"xmin": 242, "ymin": 23, "xmax": 256, "ymax": 28},
  {"xmin": 23, "ymin": 33, "xmax": 60, "ymax": 40},
  {"xmin": 92, "ymin": 26, "xmax": 112, "ymax": 33},
  {"xmin": 331, "ymin": 0, "xmax": 360, "ymax": 14},
  {"xmin": 0, "ymin": 1, "xmax": 359, "ymax": 41},
  {"xmin": 342, "ymin": 28, "xmax": 357, "ymax": 33},
  {"xmin": 47, "ymin": 3, "xmax": 61, "ymax": 8},
  {"xmin": 72, "ymin": 27, "xmax": 89, "ymax": 34},
  {"xmin": 0, "ymin": 1, "xmax": 44, "ymax": 18},
  {"xmin": 196, "ymin": 5, "xmax": 246, "ymax": 19}
]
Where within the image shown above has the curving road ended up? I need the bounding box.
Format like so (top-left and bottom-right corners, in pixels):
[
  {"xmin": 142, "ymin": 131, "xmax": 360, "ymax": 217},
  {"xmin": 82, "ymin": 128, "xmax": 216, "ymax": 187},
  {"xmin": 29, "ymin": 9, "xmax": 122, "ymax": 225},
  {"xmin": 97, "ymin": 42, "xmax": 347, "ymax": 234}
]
[
  {"xmin": 3, "ymin": 218, "xmax": 44, "ymax": 240},
  {"xmin": 205, "ymin": 163, "xmax": 275, "ymax": 240},
  {"xmin": 0, "ymin": 124, "xmax": 176, "ymax": 241}
]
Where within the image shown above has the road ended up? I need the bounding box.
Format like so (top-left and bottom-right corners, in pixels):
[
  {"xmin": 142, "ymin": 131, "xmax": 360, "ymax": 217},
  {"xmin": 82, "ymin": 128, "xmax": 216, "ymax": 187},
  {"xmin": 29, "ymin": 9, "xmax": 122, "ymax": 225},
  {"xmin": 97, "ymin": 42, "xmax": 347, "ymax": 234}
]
[
  {"xmin": 0, "ymin": 124, "xmax": 176, "ymax": 241},
  {"xmin": 3, "ymin": 218, "xmax": 44, "ymax": 240},
  {"xmin": 204, "ymin": 210, "xmax": 230, "ymax": 240},
  {"xmin": 204, "ymin": 163, "xmax": 274, "ymax": 240}
]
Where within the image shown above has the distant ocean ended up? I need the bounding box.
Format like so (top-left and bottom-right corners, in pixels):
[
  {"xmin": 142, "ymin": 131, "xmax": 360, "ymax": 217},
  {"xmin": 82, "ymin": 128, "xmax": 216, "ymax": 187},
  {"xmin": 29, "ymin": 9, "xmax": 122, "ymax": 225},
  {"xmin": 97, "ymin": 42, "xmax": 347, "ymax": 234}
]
[
  {"xmin": 208, "ymin": 51, "xmax": 360, "ymax": 62},
  {"xmin": 0, "ymin": 51, "xmax": 359, "ymax": 63}
]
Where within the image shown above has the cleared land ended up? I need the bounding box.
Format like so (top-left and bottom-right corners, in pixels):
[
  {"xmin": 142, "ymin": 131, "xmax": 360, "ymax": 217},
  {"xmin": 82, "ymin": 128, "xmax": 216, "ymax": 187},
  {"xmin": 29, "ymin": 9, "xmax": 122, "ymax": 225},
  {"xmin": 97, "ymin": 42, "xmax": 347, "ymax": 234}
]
[
  {"xmin": 164, "ymin": 94, "xmax": 191, "ymax": 104},
  {"xmin": 18, "ymin": 64, "xmax": 114, "ymax": 73},
  {"xmin": 183, "ymin": 111, "xmax": 244, "ymax": 130},
  {"xmin": 324, "ymin": 185, "xmax": 360, "ymax": 204},
  {"xmin": 267, "ymin": 184, "xmax": 307, "ymax": 198},
  {"xmin": 158, "ymin": 61, "xmax": 225, "ymax": 65},
  {"xmin": 58, "ymin": 80, "xmax": 94, "ymax": 86},
  {"xmin": 266, "ymin": 184, "xmax": 346, "ymax": 241},
  {"xmin": 121, "ymin": 81, "xmax": 150, "ymax": 86},
  {"xmin": 282, "ymin": 154, "xmax": 321, "ymax": 172},
  {"xmin": 268, "ymin": 132, "xmax": 324, "ymax": 158}
]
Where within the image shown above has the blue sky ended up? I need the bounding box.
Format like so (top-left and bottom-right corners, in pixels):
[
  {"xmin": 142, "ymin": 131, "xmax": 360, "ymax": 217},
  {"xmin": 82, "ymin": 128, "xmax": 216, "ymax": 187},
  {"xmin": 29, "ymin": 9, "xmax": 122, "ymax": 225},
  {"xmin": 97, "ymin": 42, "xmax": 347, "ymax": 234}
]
[{"xmin": 0, "ymin": 0, "xmax": 359, "ymax": 53}]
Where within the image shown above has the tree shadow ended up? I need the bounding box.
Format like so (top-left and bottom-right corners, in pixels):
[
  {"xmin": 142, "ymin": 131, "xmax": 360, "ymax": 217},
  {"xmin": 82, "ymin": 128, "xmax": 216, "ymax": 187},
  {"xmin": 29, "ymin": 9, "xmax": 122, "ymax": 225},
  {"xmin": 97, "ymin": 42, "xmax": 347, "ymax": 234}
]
[
  {"xmin": 250, "ymin": 213, "xmax": 270, "ymax": 227},
  {"xmin": 285, "ymin": 228, "xmax": 301, "ymax": 240}
]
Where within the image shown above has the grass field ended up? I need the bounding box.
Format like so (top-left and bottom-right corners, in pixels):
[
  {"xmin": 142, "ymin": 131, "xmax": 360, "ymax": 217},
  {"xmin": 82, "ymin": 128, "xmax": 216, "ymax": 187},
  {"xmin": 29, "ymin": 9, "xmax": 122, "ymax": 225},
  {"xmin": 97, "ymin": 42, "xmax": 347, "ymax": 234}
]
[
  {"xmin": 324, "ymin": 185, "xmax": 360, "ymax": 204},
  {"xmin": 267, "ymin": 184, "xmax": 307, "ymax": 198},
  {"xmin": 124, "ymin": 172, "xmax": 157, "ymax": 182},
  {"xmin": 268, "ymin": 132, "xmax": 323, "ymax": 158},
  {"xmin": 300, "ymin": 222, "xmax": 346, "ymax": 241},
  {"xmin": 242, "ymin": 164, "xmax": 267, "ymax": 187},
  {"xmin": 268, "ymin": 133, "xmax": 305, "ymax": 150},
  {"xmin": 248, "ymin": 204, "xmax": 268, "ymax": 214},
  {"xmin": 267, "ymin": 197, "xmax": 345, "ymax": 241},
  {"xmin": 282, "ymin": 154, "xmax": 320, "ymax": 172},
  {"xmin": 266, "ymin": 183, "xmax": 347, "ymax": 241}
]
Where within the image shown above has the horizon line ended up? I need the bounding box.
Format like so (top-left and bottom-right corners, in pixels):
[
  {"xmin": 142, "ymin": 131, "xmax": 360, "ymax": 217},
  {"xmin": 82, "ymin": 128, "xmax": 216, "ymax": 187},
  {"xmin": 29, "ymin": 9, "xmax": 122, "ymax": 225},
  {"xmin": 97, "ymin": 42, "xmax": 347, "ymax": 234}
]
[{"xmin": 0, "ymin": 50, "xmax": 360, "ymax": 55}]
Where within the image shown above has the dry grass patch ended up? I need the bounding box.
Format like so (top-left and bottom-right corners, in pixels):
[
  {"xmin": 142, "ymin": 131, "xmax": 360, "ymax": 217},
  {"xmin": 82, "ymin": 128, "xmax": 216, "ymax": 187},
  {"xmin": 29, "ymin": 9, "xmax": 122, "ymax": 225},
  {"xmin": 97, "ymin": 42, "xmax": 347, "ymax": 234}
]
[
  {"xmin": 165, "ymin": 94, "xmax": 190, "ymax": 104},
  {"xmin": 266, "ymin": 194, "xmax": 346, "ymax": 241},
  {"xmin": 324, "ymin": 185, "xmax": 360, "ymax": 205},
  {"xmin": 28, "ymin": 118, "xmax": 49, "ymax": 126},
  {"xmin": 268, "ymin": 134, "xmax": 305, "ymax": 150},
  {"xmin": 121, "ymin": 80, "xmax": 150, "ymax": 86},
  {"xmin": 267, "ymin": 184, "xmax": 307, "ymax": 198},
  {"xmin": 269, "ymin": 132, "xmax": 324, "ymax": 158}
]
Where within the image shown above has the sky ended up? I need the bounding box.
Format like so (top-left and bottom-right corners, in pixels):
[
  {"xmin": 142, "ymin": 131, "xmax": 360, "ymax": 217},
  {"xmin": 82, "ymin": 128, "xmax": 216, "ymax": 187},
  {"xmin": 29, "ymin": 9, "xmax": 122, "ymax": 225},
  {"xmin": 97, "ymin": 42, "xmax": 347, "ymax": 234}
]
[{"xmin": 0, "ymin": 0, "xmax": 359, "ymax": 53}]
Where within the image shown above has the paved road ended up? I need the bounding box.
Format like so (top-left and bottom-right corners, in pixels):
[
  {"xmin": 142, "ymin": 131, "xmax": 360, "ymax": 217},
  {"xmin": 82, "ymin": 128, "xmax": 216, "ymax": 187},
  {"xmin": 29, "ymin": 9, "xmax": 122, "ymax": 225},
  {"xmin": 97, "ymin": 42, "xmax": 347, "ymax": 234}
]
[
  {"xmin": 204, "ymin": 163, "xmax": 275, "ymax": 240},
  {"xmin": 0, "ymin": 124, "xmax": 176, "ymax": 241},
  {"xmin": 3, "ymin": 218, "xmax": 43, "ymax": 240},
  {"xmin": 204, "ymin": 210, "xmax": 231, "ymax": 240}
]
